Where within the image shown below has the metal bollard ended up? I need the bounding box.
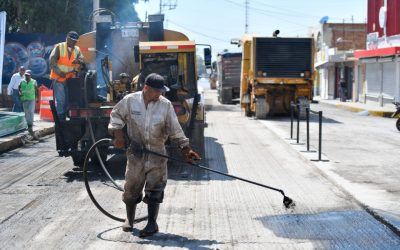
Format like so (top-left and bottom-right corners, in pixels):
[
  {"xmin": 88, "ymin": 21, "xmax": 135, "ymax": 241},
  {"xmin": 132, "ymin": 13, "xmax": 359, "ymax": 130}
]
[
  {"xmin": 296, "ymin": 104, "xmax": 300, "ymax": 144},
  {"xmin": 306, "ymin": 107, "xmax": 310, "ymax": 151},
  {"xmin": 290, "ymin": 102, "xmax": 294, "ymax": 139},
  {"xmin": 318, "ymin": 111, "xmax": 322, "ymax": 161}
]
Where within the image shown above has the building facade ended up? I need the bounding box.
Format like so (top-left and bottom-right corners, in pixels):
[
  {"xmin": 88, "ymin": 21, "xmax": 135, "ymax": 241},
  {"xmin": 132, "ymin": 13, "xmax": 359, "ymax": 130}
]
[
  {"xmin": 311, "ymin": 22, "xmax": 366, "ymax": 101},
  {"xmin": 354, "ymin": 0, "xmax": 400, "ymax": 106}
]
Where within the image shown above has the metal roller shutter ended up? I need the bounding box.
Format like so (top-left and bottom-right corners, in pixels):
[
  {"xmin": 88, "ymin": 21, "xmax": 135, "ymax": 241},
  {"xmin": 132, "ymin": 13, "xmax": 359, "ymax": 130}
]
[{"xmin": 366, "ymin": 63, "xmax": 381, "ymax": 96}]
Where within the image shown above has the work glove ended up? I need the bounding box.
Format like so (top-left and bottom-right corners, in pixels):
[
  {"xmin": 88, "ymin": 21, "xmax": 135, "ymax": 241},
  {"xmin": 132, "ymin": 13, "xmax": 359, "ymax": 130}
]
[
  {"xmin": 182, "ymin": 146, "xmax": 201, "ymax": 164},
  {"xmin": 113, "ymin": 129, "xmax": 125, "ymax": 149}
]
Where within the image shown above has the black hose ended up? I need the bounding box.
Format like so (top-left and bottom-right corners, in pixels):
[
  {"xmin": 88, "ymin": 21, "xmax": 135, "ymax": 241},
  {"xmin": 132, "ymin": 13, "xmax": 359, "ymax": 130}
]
[
  {"xmin": 130, "ymin": 141, "xmax": 294, "ymax": 208},
  {"xmin": 83, "ymin": 138, "xmax": 148, "ymax": 223}
]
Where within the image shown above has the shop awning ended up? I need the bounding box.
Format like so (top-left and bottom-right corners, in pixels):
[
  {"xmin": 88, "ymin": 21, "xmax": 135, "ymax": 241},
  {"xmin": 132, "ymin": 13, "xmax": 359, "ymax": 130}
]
[{"xmin": 354, "ymin": 47, "xmax": 400, "ymax": 58}]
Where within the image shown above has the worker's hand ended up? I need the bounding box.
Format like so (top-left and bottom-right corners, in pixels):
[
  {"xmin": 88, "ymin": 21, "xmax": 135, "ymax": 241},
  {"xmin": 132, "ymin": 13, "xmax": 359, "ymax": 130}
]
[
  {"xmin": 114, "ymin": 137, "xmax": 125, "ymax": 149},
  {"xmin": 113, "ymin": 129, "xmax": 126, "ymax": 149},
  {"xmin": 182, "ymin": 146, "xmax": 201, "ymax": 164},
  {"xmin": 72, "ymin": 59, "xmax": 82, "ymax": 64}
]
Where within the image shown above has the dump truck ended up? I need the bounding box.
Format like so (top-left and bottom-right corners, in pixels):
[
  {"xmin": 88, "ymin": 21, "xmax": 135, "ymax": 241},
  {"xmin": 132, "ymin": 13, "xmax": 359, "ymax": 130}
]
[
  {"xmin": 51, "ymin": 14, "xmax": 208, "ymax": 167},
  {"xmin": 217, "ymin": 52, "xmax": 242, "ymax": 104},
  {"xmin": 239, "ymin": 33, "xmax": 314, "ymax": 118}
]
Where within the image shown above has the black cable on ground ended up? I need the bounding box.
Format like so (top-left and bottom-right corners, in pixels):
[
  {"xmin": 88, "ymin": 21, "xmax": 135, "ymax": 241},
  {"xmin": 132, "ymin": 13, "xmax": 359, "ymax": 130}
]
[{"xmin": 83, "ymin": 138, "xmax": 147, "ymax": 223}]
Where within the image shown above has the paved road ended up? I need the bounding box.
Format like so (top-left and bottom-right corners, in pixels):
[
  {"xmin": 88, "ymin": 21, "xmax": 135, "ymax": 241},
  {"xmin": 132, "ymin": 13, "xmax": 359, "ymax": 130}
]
[
  {"xmin": 0, "ymin": 89, "xmax": 399, "ymax": 249},
  {"xmin": 257, "ymin": 100, "xmax": 400, "ymax": 230}
]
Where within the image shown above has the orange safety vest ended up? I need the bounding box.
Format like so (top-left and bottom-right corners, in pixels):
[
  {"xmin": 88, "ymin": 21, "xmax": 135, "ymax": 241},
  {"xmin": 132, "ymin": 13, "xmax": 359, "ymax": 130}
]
[{"xmin": 50, "ymin": 42, "xmax": 80, "ymax": 82}]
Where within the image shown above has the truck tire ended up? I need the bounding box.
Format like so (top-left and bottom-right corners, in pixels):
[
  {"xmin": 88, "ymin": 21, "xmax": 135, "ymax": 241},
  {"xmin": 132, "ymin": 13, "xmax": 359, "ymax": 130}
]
[
  {"xmin": 220, "ymin": 88, "xmax": 233, "ymax": 104},
  {"xmin": 191, "ymin": 120, "xmax": 205, "ymax": 164},
  {"xmin": 245, "ymin": 103, "xmax": 252, "ymax": 117},
  {"xmin": 71, "ymin": 152, "xmax": 84, "ymax": 168},
  {"xmin": 297, "ymin": 97, "xmax": 309, "ymax": 120},
  {"xmin": 396, "ymin": 118, "xmax": 400, "ymax": 131},
  {"xmin": 255, "ymin": 97, "xmax": 268, "ymax": 119}
]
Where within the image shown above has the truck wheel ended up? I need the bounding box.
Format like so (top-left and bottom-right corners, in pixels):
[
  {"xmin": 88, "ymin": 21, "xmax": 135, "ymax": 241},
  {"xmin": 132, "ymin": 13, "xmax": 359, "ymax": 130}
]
[
  {"xmin": 71, "ymin": 152, "xmax": 84, "ymax": 168},
  {"xmin": 255, "ymin": 97, "xmax": 268, "ymax": 119},
  {"xmin": 221, "ymin": 88, "xmax": 233, "ymax": 104},
  {"xmin": 297, "ymin": 97, "xmax": 309, "ymax": 120},
  {"xmin": 90, "ymin": 145, "xmax": 109, "ymax": 166},
  {"xmin": 396, "ymin": 118, "xmax": 400, "ymax": 131},
  {"xmin": 245, "ymin": 103, "xmax": 252, "ymax": 117},
  {"xmin": 191, "ymin": 121, "xmax": 205, "ymax": 164}
]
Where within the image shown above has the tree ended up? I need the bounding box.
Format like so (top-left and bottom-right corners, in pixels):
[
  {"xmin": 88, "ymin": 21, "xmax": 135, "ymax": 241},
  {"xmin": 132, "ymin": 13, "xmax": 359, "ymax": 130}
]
[{"xmin": 0, "ymin": 0, "xmax": 139, "ymax": 34}]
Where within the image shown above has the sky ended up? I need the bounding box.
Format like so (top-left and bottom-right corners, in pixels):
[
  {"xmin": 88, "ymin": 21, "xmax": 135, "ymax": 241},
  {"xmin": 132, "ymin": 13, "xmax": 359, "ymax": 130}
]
[{"xmin": 134, "ymin": 0, "xmax": 367, "ymax": 57}]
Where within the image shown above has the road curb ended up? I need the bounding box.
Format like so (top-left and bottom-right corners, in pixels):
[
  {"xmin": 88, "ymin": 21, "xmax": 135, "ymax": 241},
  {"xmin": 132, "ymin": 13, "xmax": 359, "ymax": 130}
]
[
  {"xmin": 317, "ymin": 101, "xmax": 394, "ymax": 117},
  {"xmin": 335, "ymin": 103, "xmax": 394, "ymax": 117},
  {"xmin": 0, "ymin": 126, "xmax": 55, "ymax": 154}
]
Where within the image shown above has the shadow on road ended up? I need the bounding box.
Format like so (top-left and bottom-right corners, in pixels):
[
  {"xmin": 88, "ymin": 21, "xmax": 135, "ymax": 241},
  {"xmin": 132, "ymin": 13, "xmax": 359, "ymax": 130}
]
[
  {"xmin": 257, "ymin": 210, "xmax": 399, "ymax": 249},
  {"xmin": 96, "ymin": 226, "xmax": 223, "ymax": 249}
]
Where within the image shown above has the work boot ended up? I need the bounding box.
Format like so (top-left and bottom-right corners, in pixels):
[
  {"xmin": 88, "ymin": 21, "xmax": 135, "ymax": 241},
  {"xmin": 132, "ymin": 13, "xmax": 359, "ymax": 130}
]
[
  {"xmin": 139, "ymin": 203, "xmax": 160, "ymax": 237},
  {"xmin": 122, "ymin": 204, "xmax": 137, "ymax": 232},
  {"xmin": 28, "ymin": 126, "xmax": 39, "ymax": 140}
]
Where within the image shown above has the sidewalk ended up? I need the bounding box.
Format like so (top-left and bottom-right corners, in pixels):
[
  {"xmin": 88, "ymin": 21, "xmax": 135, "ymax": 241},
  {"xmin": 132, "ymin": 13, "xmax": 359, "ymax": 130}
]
[
  {"xmin": 316, "ymin": 98, "xmax": 396, "ymax": 117},
  {"xmin": 0, "ymin": 111, "xmax": 54, "ymax": 153}
]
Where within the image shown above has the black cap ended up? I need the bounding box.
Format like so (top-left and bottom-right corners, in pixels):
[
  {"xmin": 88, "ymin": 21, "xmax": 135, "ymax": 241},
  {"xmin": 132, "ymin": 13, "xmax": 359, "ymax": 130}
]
[
  {"xmin": 144, "ymin": 73, "xmax": 170, "ymax": 92},
  {"xmin": 67, "ymin": 31, "xmax": 79, "ymax": 41}
]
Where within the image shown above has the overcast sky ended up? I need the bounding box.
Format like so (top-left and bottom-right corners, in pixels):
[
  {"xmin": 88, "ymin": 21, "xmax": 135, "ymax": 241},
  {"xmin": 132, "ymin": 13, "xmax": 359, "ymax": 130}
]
[{"xmin": 134, "ymin": 0, "xmax": 367, "ymax": 56}]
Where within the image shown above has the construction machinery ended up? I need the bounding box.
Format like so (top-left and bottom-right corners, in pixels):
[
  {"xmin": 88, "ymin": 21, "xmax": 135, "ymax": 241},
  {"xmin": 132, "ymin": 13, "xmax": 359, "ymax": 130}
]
[
  {"xmin": 51, "ymin": 14, "xmax": 208, "ymax": 167},
  {"xmin": 237, "ymin": 31, "xmax": 314, "ymax": 118},
  {"xmin": 217, "ymin": 52, "xmax": 242, "ymax": 104}
]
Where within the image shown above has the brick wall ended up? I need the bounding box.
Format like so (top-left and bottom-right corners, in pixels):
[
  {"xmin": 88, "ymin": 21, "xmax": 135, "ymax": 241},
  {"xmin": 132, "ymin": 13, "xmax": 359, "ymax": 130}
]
[{"xmin": 324, "ymin": 23, "xmax": 367, "ymax": 51}]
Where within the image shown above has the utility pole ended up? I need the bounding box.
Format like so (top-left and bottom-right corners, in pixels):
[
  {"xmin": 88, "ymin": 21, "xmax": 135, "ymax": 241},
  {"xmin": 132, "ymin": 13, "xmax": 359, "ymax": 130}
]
[
  {"xmin": 93, "ymin": 0, "xmax": 100, "ymax": 31},
  {"xmin": 159, "ymin": 0, "xmax": 177, "ymax": 14},
  {"xmin": 245, "ymin": 0, "xmax": 249, "ymax": 33}
]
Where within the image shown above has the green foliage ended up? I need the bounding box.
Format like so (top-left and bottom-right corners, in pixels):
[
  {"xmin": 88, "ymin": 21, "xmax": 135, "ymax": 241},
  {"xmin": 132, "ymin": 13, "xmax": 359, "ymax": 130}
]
[{"xmin": 0, "ymin": 0, "xmax": 139, "ymax": 35}]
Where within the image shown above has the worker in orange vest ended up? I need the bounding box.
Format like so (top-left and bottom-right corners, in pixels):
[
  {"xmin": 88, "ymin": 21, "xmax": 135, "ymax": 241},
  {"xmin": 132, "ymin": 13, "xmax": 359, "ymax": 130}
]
[{"xmin": 49, "ymin": 31, "xmax": 84, "ymax": 120}]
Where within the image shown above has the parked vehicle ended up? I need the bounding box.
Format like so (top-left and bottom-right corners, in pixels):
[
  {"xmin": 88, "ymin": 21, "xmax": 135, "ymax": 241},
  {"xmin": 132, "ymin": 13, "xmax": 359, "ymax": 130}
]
[
  {"xmin": 217, "ymin": 52, "xmax": 242, "ymax": 104},
  {"xmin": 51, "ymin": 14, "xmax": 209, "ymax": 167},
  {"xmin": 393, "ymin": 102, "xmax": 400, "ymax": 131},
  {"xmin": 237, "ymin": 31, "xmax": 314, "ymax": 118},
  {"xmin": 209, "ymin": 61, "xmax": 217, "ymax": 89}
]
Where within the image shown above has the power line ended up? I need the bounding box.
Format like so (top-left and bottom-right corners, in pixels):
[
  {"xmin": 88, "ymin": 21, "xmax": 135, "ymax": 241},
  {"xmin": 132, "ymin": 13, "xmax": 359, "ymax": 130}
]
[
  {"xmin": 249, "ymin": 0, "xmax": 345, "ymax": 20},
  {"xmin": 168, "ymin": 20, "xmax": 229, "ymax": 43},
  {"xmin": 221, "ymin": 0, "xmax": 310, "ymax": 28}
]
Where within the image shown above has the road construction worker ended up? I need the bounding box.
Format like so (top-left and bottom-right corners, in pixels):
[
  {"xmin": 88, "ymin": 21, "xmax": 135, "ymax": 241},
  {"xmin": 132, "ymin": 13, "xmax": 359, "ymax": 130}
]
[
  {"xmin": 18, "ymin": 70, "xmax": 39, "ymax": 139},
  {"xmin": 108, "ymin": 73, "xmax": 201, "ymax": 237},
  {"xmin": 49, "ymin": 31, "xmax": 84, "ymax": 120}
]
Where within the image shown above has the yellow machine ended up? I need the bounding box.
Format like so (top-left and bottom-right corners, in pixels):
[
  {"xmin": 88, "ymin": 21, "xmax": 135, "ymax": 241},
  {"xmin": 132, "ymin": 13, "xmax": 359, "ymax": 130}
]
[
  {"xmin": 239, "ymin": 33, "xmax": 314, "ymax": 118},
  {"xmin": 53, "ymin": 14, "xmax": 207, "ymax": 166},
  {"xmin": 136, "ymin": 40, "xmax": 205, "ymax": 157}
]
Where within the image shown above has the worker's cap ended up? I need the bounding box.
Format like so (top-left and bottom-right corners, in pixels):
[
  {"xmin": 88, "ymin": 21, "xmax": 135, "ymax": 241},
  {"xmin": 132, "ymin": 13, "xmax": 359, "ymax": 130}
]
[
  {"xmin": 67, "ymin": 31, "xmax": 79, "ymax": 41},
  {"xmin": 19, "ymin": 66, "xmax": 25, "ymax": 70},
  {"xmin": 119, "ymin": 72, "xmax": 130, "ymax": 78},
  {"xmin": 24, "ymin": 70, "xmax": 32, "ymax": 76},
  {"xmin": 144, "ymin": 73, "xmax": 170, "ymax": 92}
]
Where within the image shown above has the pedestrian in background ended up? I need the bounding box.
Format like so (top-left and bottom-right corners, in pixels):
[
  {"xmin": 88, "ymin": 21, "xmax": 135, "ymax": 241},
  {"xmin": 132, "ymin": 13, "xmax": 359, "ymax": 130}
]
[
  {"xmin": 49, "ymin": 31, "xmax": 84, "ymax": 120},
  {"xmin": 7, "ymin": 66, "xmax": 25, "ymax": 112},
  {"xmin": 339, "ymin": 78, "xmax": 347, "ymax": 102},
  {"xmin": 19, "ymin": 70, "xmax": 39, "ymax": 137}
]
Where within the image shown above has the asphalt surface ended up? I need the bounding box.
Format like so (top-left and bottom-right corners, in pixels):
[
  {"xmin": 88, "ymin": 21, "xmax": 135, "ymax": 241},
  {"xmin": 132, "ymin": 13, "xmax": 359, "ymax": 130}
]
[
  {"xmin": 0, "ymin": 86, "xmax": 399, "ymax": 249},
  {"xmin": 257, "ymin": 100, "xmax": 400, "ymax": 232}
]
